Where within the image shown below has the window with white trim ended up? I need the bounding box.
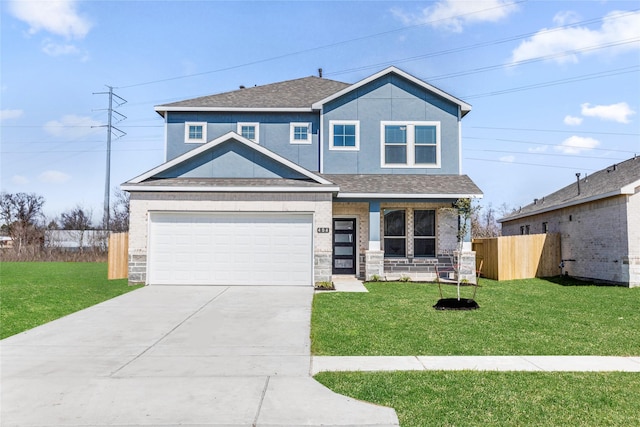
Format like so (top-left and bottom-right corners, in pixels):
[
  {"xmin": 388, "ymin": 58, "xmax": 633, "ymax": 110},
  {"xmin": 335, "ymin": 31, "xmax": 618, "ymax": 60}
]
[
  {"xmin": 237, "ymin": 122, "xmax": 259, "ymax": 143},
  {"xmin": 290, "ymin": 122, "xmax": 311, "ymax": 144},
  {"xmin": 185, "ymin": 122, "xmax": 206, "ymax": 143},
  {"xmin": 329, "ymin": 120, "xmax": 359, "ymax": 150},
  {"xmin": 381, "ymin": 121, "xmax": 440, "ymax": 167}
]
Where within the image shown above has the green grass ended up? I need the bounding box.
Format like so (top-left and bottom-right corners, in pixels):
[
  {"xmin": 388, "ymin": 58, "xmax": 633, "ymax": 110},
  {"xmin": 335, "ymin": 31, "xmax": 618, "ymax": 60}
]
[
  {"xmin": 0, "ymin": 262, "xmax": 142, "ymax": 339},
  {"xmin": 315, "ymin": 371, "xmax": 640, "ymax": 427},
  {"xmin": 311, "ymin": 278, "xmax": 640, "ymax": 356}
]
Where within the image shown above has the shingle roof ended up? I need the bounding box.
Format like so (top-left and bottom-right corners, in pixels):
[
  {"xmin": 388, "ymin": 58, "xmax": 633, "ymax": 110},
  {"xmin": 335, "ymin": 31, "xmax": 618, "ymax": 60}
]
[
  {"xmin": 125, "ymin": 177, "xmax": 331, "ymax": 188},
  {"xmin": 323, "ymin": 174, "xmax": 483, "ymax": 197},
  {"xmin": 157, "ymin": 76, "xmax": 350, "ymax": 110},
  {"xmin": 501, "ymin": 156, "xmax": 640, "ymax": 222}
]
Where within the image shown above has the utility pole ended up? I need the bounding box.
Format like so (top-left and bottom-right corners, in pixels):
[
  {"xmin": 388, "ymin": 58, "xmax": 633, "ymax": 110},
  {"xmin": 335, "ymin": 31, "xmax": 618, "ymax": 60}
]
[{"xmin": 94, "ymin": 86, "xmax": 126, "ymax": 230}]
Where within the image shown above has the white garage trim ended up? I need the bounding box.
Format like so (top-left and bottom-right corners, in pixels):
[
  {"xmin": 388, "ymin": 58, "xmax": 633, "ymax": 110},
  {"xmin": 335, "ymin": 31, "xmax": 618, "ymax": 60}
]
[{"xmin": 147, "ymin": 211, "xmax": 314, "ymax": 286}]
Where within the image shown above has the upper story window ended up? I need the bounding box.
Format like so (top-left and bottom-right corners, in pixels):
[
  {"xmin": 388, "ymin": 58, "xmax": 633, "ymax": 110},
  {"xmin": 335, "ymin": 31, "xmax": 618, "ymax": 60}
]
[
  {"xmin": 237, "ymin": 122, "xmax": 259, "ymax": 143},
  {"xmin": 185, "ymin": 122, "xmax": 207, "ymax": 143},
  {"xmin": 329, "ymin": 120, "xmax": 359, "ymax": 151},
  {"xmin": 290, "ymin": 122, "xmax": 311, "ymax": 144},
  {"xmin": 381, "ymin": 121, "xmax": 440, "ymax": 168}
]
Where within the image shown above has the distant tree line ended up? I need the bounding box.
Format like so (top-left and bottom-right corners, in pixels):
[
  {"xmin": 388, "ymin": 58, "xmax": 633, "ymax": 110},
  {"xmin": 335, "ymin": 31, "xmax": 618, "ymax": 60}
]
[{"xmin": 0, "ymin": 189, "xmax": 129, "ymax": 261}]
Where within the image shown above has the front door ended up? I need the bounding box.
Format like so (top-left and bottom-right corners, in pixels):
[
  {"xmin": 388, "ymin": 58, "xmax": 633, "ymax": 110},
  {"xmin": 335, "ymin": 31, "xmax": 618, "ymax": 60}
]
[{"xmin": 332, "ymin": 218, "xmax": 356, "ymax": 275}]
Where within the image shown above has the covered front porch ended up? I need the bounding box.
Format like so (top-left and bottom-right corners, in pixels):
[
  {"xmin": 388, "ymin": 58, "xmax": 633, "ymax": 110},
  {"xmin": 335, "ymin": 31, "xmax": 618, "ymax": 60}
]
[{"xmin": 325, "ymin": 174, "xmax": 483, "ymax": 284}]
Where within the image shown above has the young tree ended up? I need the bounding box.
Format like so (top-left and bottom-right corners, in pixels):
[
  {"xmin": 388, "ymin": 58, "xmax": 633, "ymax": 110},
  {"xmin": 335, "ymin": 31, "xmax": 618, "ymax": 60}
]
[{"xmin": 0, "ymin": 192, "xmax": 46, "ymax": 254}]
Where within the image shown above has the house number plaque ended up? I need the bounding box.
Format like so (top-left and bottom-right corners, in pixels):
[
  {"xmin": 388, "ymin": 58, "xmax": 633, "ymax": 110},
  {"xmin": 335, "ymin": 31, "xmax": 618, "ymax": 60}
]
[{"xmin": 317, "ymin": 227, "xmax": 330, "ymax": 233}]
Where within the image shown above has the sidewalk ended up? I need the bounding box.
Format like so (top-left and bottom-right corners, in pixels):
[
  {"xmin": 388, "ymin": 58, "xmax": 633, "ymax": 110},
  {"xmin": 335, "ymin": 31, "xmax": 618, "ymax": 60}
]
[{"xmin": 312, "ymin": 356, "xmax": 640, "ymax": 375}]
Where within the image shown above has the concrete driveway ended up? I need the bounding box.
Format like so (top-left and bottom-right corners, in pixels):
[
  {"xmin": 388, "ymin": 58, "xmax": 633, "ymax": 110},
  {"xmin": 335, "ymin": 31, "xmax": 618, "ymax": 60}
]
[{"xmin": 1, "ymin": 285, "xmax": 398, "ymax": 426}]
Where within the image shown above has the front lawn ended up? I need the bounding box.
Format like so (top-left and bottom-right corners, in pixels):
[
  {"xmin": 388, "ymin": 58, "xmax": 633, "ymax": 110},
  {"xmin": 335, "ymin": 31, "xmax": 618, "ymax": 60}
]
[
  {"xmin": 0, "ymin": 262, "xmax": 142, "ymax": 339},
  {"xmin": 311, "ymin": 278, "xmax": 640, "ymax": 356},
  {"xmin": 315, "ymin": 370, "xmax": 640, "ymax": 427}
]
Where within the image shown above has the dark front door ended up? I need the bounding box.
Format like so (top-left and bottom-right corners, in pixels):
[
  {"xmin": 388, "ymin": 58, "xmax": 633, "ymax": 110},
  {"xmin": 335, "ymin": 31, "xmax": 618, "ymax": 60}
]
[{"xmin": 332, "ymin": 218, "xmax": 356, "ymax": 275}]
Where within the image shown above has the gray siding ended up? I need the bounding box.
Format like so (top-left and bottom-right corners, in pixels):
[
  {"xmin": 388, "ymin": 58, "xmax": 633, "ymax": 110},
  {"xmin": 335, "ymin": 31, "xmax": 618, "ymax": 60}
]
[
  {"xmin": 322, "ymin": 74, "xmax": 461, "ymax": 174},
  {"xmin": 166, "ymin": 112, "xmax": 320, "ymax": 172}
]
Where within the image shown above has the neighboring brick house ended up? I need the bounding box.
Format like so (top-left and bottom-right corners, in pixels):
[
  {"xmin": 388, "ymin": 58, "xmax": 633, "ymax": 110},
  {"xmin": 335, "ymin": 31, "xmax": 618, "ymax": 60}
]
[
  {"xmin": 500, "ymin": 156, "xmax": 640, "ymax": 287},
  {"xmin": 122, "ymin": 66, "xmax": 483, "ymax": 286}
]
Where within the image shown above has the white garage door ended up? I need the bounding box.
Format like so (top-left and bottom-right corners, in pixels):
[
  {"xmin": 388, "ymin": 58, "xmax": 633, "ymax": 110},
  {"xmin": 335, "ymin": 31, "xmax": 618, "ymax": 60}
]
[{"xmin": 148, "ymin": 212, "xmax": 313, "ymax": 286}]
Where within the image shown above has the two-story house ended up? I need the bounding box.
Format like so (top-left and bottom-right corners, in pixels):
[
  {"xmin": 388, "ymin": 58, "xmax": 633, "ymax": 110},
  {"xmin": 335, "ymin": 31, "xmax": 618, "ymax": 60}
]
[{"xmin": 122, "ymin": 66, "xmax": 483, "ymax": 286}]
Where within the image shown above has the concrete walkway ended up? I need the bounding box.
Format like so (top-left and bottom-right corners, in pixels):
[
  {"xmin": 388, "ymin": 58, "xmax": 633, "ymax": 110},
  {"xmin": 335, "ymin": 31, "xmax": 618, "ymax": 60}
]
[
  {"xmin": 1, "ymin": 286, "xmax": 399, "ymax": 427},
  {"xmin": 312, "ymin": 355, "xmax": 640, "ymax": 374}
]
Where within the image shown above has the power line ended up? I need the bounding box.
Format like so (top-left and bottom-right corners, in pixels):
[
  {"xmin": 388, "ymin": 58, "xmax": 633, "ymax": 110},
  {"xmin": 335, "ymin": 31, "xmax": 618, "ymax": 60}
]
[
  {"xmin": 465, "ymin": 137, "xmax": 638, "ymax": 154},
  {"xmin": 116, "ymin": 0, "xmax": 529, "ymax": 89},
  {"xmin": 466, "ymin": 149, "xmax": 629, "ymax": 161},
  {"xmin": 465, "ymin": 157, "xmax": 601, "ymax": 171},
  {"xmin": 468, "ymin": 128, "xmax": 639, "ymax": 136}
]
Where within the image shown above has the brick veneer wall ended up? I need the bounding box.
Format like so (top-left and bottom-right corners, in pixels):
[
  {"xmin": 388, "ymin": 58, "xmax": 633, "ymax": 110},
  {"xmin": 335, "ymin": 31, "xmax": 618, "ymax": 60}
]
[
  {"xmin": 502, "ymin": 194, "xmax": 638, "ymax": 287},
  {"xmin": 128, "ymin": 191, "xmax": 333, "ymax": 285}
]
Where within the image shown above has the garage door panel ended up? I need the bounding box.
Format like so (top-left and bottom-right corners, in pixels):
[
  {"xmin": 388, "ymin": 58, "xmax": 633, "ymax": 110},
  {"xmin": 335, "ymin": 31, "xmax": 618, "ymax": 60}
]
[{"xmin": 148, "ymin": 212, "xmax": 313, "ymax": 286}]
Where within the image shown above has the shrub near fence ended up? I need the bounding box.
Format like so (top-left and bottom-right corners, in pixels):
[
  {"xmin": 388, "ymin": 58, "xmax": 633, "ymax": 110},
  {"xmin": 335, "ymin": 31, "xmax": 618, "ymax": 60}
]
[
  {"xmin": 472, "ymin": 233, "xmax": 561, "ymax": 281},
  {"xmin": 108, "ymin": 232, "xmax": 128, "ymax": 280}
]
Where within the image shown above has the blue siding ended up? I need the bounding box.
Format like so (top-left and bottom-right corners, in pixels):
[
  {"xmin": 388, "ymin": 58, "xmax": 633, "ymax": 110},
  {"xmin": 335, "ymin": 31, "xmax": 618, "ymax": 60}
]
[
  {"xmin": 156, "ymin": 139, "xmax": 309, "ymax": 179},
  {"xmin": 322, "ymin": 74, "xmax": 461, "ymax": 175},
  {"xmin": 166, "ymin": 112, "xmax": 320, "ymax": 172}
]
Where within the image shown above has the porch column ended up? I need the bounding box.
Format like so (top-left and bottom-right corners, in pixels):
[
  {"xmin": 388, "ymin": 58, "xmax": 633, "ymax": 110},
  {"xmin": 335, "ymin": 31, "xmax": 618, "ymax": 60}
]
[
  {"xmin": 365, "ymin": 201, "xmax": 384, "ymax": 280},
  {"xmin": 368, "ymin": 201, "xmax": 381, "ymax": 250}
]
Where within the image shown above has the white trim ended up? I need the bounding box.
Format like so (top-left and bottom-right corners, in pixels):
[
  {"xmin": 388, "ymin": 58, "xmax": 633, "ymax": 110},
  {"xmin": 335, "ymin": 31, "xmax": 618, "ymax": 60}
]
[
  {"xmin": 380, "ymin": 121, "xmax": 441, "ymax": 168},
  {"xmin": 329, "ymin": 120, "xmax": 360, "ymax": 151},
  {"xmin": 125, "ymin": 131, "xmax": 335, "ymax": 185},
  {"xmin": 458, "ymin": 107, "xmax": 463, "ymax": 174},
  {"xmin": 122, "ymin": 184, "xmax": 340, "ymax": 193},
  {"xmin": 312, "ymin": 66, "xmax": 472, "ymax": 115},
  {"xmin": 163, "ymin": 113, "xmax": 168, "ymax": 161},
  {"xmin": 289, "ymin": 122, "xmax": 312, "ymax": 145},
  {"xmin": 319, "ymin": 111, "xmax": 325, "ymax": 173},
  {"xmin": 336, "ymin": 192, "xmax": 483, "ymax": 199},
  {"xmin": 184, "ymin": 122, "xmax": 207, "ymax": 144},
  {"xmin": 155, "ymin": 107, "xmax": 314, "ymax": 116},
  {"xmin": 237, "ymin": 122, "xmax": 259, "ymax": 144}
]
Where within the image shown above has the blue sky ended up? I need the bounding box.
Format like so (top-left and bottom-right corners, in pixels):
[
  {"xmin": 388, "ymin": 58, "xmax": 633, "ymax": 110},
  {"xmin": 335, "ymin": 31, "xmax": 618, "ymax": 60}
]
[{"xmin": 1, "ymin": 0, "xmax": 639, "ymax": 222}]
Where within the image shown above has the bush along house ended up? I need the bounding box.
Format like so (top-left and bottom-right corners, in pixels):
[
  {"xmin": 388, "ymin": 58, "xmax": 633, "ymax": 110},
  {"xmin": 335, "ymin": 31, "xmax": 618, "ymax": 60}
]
[{"xmin": 122, "ymin": 66, "xmax": 483, "ymax": 286}]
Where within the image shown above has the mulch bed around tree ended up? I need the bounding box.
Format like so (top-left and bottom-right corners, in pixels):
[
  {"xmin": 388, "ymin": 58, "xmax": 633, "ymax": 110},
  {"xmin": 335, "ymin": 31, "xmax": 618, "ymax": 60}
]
[{"xmin": 433, "ymin": 298, "xmax": 479, "ymax": 310}]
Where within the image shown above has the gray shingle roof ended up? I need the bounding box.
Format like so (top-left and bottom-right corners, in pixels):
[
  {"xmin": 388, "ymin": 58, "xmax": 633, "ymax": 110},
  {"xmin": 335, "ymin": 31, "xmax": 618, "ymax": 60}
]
[
  {"xmin": 157, "ymin": 76, "xmax": 350, "ymax": 110},
  {"xmin": 323, "ymin": 174, "xmax": 483, "ymax": 197},
  {"xmin": 501, "ymin": 156, "xmax": 640, "ymax": 222}
]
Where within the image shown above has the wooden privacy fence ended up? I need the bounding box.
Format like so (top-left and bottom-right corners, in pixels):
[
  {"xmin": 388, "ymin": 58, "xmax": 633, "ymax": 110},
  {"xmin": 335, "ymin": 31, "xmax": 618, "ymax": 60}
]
[
  {"xmin": 108, "ymin": 232, "xmax": 128, "ymax": 280},
  {"xmin": 472, "ymin": 233, "xmax": 561, "ymax": 281}
]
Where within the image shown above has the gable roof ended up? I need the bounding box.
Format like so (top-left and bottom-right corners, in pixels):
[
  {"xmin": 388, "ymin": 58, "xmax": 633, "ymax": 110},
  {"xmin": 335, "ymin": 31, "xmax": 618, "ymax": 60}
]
[
  {"xmin": 500, "ymin": 156, "xmax": 640, "ymax": 222},
  {"xmin": 312, "ymin": 66, "xmax": 472, "ymax": 117},
  {"xmin": 122, "ymin": 131, "xmax": 336, "ymax": 191},
  {"xmin": 155, "ymin": 66, "xmax": 471, "ymax": 117},
  {"xmin": 324, "ymin": 174, "xmax": 483, "ymax": 199},
  {"xmin": 155, "ymin": 76, "xmax": 350, "ymax": 115}
]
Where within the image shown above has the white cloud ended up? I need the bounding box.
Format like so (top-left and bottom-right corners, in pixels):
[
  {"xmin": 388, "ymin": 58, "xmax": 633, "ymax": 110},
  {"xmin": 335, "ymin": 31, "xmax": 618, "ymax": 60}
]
[
  {"xmin": 500, "ymin": 155, "xmax": 516, "ymax": 162},
  {"xmin": 42, "ymin": 39, "xmax": 80, "ymax": 56},
  {"xmin": 39, "ymin": 170, "xmax": 71, "ymax": 184},
  {"xmin": 564, "ymin": 115, "xmax": 583, "ymax": 126},
  {"xmin": 555, "ymin": 136, "xmax": 600, "ymax": 154},
  {"xmin": 392, "ymin": 0, "xmax": 518, "ymax": 33},
  {"xmin": 580, "ymin": 102, "xmax": 636, "ymax": 124},
  {"xmin": 0, "ymin": 109, "xmax": 24, "ymax": 121},
  {"xmin": 44, "ymin": 114, "xmax": 102, "ymax": 139},
  {"xmin": 528, "ymin": 145, "xmax": 548, "ymax": 153},
  {"xmin": 553, "ymin": 11, "xmax": 581, "ymax": 26},
  {"xmin": 510, "ymin": 10, "xmax": 640, "ymax": 65},
  {"xmin": 11, "ymin": 175, "xmax": 30, "ymax": 185},
  {"xmin": 8, "ymin": 0, "xmax": 92, "ymax": 39}
]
